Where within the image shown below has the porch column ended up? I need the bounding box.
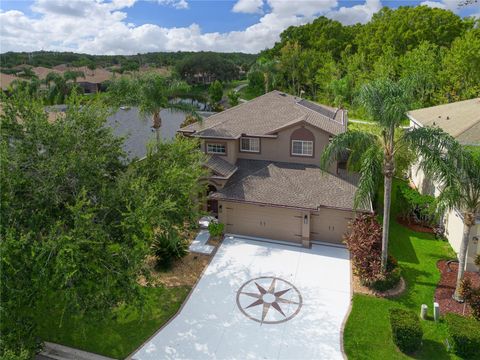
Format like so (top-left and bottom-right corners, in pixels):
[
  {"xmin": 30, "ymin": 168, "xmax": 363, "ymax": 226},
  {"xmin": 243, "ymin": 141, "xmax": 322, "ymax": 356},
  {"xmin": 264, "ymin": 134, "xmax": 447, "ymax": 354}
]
[{"xmin": 301, "ymin": 211, "xmax": 310, "ymax": 248}]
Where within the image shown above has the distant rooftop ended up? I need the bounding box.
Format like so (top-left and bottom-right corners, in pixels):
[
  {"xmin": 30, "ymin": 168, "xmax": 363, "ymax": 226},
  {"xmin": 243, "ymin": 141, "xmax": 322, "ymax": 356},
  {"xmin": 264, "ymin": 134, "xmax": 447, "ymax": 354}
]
[
  {"xmin": 179, "ymin": 90, "xmax": 347, "ymax": 138},
  {"xmin": 407, "ymin": 98, "xmax": 480, "ymax": 145}
]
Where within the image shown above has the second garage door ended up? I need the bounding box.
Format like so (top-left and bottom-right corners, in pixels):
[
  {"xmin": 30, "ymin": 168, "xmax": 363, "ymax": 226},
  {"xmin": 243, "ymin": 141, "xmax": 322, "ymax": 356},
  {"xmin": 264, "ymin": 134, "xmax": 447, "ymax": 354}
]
[
  {"xmin": 310, "ymin": 209, "xmax": 353, "ymax": 244},
  {"xmin": 223, "ymin": 202, "xmax": 302, "ymax": 243}
]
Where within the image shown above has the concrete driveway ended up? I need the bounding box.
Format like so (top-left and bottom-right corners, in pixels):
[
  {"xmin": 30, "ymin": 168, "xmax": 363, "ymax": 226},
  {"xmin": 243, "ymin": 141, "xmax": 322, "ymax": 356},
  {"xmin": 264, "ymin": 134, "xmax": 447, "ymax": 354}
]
[{"xmin": 132, "ymin": 236, "xmax": 351, "ymax": 360}]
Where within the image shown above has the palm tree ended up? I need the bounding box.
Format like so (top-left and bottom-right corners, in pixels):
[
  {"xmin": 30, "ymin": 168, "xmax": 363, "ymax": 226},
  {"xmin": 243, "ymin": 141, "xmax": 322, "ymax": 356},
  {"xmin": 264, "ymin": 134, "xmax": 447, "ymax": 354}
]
[
  {"xmin": 320, "ymin": 78, "xmax": 453, "ymax": 273},
  {"xmin": 109, "ymin": 73, "xmax": 192, "ymax": 142},
  {"xmin": 408, "ymin": 131, "xmax": 480, "ymax": 301},
  {"xmin": 252, "ymin": 59, "xmax": 278, "ymax": 94}
]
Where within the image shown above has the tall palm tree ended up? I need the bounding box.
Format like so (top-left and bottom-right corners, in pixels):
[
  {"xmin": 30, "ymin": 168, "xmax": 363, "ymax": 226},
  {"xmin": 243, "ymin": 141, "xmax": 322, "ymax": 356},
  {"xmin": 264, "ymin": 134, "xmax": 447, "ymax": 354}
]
[
  {"xmin": 408, "ymin": 131, "xmax": 480, "ymax": 301},
  {"xmin": 320, "ymin": 79, "xmax": 453, "ymax": 273}
]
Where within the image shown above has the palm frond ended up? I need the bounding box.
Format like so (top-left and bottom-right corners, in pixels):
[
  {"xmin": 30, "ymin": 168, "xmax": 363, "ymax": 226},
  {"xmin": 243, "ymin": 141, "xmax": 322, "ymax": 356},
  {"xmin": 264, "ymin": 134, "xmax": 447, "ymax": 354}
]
[
  {"xmin": 320, "ymin": 130, "xmax": 378, "ymax": 170},
  {"xmin": 359, "ymin": 79, "xmax": 411, "ymax": 130},
  {"xmin": 354, "ymin": 145, "xmax": 383, "ymax": 209}
]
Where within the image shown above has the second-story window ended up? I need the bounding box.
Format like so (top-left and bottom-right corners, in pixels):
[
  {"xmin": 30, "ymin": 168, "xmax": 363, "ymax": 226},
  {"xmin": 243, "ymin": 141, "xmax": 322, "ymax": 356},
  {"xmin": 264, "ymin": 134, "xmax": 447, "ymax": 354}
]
[
  {"xmin": 207, "ymin": 143, "xmax": 226, "ymax": 155},
  {"xmin": 290, "ymin": 127, "xmax": 315, "ymax": 157},
  {"xmin": 291, "ymin": 140, "xmax": 313, "ymax": 156},
  {"xmin": 240, "ymin": 137, "xmax": 260, "ymax": 153}
]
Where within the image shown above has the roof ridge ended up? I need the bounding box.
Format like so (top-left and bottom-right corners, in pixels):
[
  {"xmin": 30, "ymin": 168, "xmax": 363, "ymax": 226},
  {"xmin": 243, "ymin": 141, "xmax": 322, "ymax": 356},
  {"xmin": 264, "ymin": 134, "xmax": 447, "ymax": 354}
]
[
  {"xmin": 455, "ymin": 117, "xmax": 480, "ymax": 139},
  {"xmin": 184, "ymin": 91, "xmax": 281, "ymax": 134}
]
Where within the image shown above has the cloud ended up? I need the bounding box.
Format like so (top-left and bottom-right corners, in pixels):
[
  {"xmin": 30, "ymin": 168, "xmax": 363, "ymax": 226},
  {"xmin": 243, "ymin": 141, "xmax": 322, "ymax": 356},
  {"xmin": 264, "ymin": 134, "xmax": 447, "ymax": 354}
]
[
  {"xmin": 157, "ymin": 0, "xmax": 189, "ymax": 10},
  {"xmin": 0, "ymin": 0, "xmax": 386, "ymax": 54},
  {"xmin": 232, "ymin": 0, "xmax": 264, "ymax": 14},
  {"xmin": 328, "ymin": 0, "xmax": 382, "ymax": 25},
  {"xmin": 420, "ymin": 0, "xmax": 460, "ymax": 11}
]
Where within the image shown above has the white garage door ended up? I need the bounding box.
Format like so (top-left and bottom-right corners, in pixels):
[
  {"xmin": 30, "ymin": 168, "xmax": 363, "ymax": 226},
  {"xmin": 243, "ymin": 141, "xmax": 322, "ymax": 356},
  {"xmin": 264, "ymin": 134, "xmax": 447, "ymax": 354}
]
[{"xmin": 224, "ymin": 203, "xmax": 302, "ymax": 243}]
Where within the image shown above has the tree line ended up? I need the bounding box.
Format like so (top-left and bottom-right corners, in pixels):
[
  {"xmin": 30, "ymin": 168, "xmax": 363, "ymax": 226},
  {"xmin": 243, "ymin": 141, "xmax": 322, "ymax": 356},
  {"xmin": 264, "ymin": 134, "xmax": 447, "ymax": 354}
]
[
  {"xmin": 247, "ymin": 6, "xmax": 479, "ymax": 113},
  {"xmin": 0, "ymin": 51, "xmax": 256, "ymax": 73}
]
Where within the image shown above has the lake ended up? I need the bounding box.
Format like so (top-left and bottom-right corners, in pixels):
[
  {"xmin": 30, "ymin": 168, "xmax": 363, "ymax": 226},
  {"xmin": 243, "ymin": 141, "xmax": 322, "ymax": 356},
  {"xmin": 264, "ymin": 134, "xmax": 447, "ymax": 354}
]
[{"xmin": 107, "ymin": 107, "xmax": 186, "ymax": 161}]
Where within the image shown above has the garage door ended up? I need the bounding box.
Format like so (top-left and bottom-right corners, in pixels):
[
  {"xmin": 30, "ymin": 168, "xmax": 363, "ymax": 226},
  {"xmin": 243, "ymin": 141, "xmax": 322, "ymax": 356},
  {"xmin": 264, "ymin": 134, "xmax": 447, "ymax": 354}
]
[
  {"xmin": 224, "ymin": 203, "xmax": 302, "ymax": 243},
  {"xmin": 310, "ymin": 209, "xmax": 353, "ymax": 244}
]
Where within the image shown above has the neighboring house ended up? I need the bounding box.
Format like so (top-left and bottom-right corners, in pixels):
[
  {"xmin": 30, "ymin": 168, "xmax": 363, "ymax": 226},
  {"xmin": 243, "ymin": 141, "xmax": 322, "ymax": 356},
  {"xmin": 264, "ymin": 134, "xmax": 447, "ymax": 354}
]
[
  {"xmin": 408, "ymin": 98, "xmax": 480, "ymax": 271},
  {"xmin": 179, "ymin": 90, "xmax": 371, "ymax": 247}
]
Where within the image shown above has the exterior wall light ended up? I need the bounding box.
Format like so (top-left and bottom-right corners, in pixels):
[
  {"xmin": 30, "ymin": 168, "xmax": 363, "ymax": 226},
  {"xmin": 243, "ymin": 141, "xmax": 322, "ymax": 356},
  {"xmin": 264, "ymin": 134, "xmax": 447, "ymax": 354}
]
[
  {"xmin": 472, "ymin": 236, "xmax": 479, "ymax": 245},
  {"xmin": 304, "ymin": 214, "xmax": 308, "ymax": 224}
]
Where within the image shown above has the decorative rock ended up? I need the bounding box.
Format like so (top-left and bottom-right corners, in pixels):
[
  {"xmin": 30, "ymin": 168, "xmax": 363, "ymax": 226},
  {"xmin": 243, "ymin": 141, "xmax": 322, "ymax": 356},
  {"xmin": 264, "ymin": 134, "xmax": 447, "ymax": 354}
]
[
  {"xmin": 433, "ymin": 302, "xmax": 440, "ymax": 321},
  {"xmin": 420, "ymin": 304, "xmax": 428, "ymax": 320}
]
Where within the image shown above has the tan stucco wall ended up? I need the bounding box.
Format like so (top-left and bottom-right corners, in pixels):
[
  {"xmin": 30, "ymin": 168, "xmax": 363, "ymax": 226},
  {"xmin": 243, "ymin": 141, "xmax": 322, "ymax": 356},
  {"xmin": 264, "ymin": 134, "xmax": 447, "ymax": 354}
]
[
  {"xmin": 310, "ymin": 208, "xmax": 354, "ymax": 244},
  {"xmin": 202, "ymin": 139, "xmax": 238, "ymax": 164},
  {"xmin": 236, "ymin": 124, "xmax": 330, "ymax": 166}
]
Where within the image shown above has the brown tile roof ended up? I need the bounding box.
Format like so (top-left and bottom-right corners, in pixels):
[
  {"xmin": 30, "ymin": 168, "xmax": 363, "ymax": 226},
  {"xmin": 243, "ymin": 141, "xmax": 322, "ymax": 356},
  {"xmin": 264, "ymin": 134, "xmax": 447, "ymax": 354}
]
[
  {"xmin": 408, "ymin": 98, "xmax": 480, "ymax": 145},
  {"xmin": 180, "ymin": 91, "xmax": 347, "ymax": 138},
  {"xmin": 210, "ymin": 159, "xmax": 370, "ymax": 211},
  {"xmin": 205, "ymin": 155, "xmax": 238, "ymax": 178}
]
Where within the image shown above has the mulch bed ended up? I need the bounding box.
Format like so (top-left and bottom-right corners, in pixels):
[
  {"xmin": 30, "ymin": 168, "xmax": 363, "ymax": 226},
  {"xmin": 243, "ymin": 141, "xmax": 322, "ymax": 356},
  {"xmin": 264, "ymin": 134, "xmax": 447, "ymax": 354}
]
[
  {"xmin": 435, "ymin": 260, "xmax": 480, "ymax": 316},
  {"xmin": 396, "ymin": 216, "xmax": 435, "ymax": 234},
  {"xmin": 352, "ymin": 274, "xmax": 406, "ymax": 298}
]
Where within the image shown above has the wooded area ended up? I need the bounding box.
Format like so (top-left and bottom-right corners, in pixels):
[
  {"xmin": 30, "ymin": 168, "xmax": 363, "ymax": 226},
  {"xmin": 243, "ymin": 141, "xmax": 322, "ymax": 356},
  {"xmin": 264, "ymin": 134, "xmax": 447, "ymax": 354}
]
[{"xmin": 247, "ymin": 6, "xmax": 479, "ymax": 114}]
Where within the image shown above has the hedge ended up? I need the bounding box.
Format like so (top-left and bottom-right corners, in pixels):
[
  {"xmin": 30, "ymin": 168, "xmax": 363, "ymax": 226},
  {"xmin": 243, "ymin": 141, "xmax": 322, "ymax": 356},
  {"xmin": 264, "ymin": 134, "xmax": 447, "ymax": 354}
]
[
  {"xmin": 445, "ymin": 313, "xmax": 480, "ymax": 359},
  {"xmin": 389, "ymin": 308, "xmax": 423, "ymax": 353}
]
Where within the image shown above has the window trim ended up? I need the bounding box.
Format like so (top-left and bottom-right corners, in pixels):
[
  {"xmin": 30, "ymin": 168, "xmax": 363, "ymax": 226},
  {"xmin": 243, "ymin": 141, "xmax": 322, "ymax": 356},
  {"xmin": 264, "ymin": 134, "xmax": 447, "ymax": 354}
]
[
  {"xmin": 291, "ymin": 140, "xmax": 314, "ymax": 157},
  {"xmin": 239, "ymin": 136, "xmax": 261, "ymax": 153},
  {"xmin": 206, "ymin": 142, "xmax": 227, "ymax": 156}
]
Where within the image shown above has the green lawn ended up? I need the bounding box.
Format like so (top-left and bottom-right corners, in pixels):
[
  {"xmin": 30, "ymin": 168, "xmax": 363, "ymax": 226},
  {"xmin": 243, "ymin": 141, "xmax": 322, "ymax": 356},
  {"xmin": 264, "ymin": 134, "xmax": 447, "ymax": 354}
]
[
  {"xmin": 36, "ymin": 286, "xmax": 190, "ymax": 359},
  {"xmin": 237, "ymin": 85, "xmax": 262, "ymax": 100},
  {"xmin": 344, "ymin": 180, "xmax": 459, "ymax": 359}
]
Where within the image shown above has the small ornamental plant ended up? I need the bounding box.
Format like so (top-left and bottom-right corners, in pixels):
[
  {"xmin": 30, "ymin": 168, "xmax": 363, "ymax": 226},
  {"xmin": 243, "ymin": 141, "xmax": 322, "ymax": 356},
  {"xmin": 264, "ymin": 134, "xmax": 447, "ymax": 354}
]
[
  {"xmin": 459, "ymin": 278, "xmax": 480, "ymax": 321},
  {"xmin": 208, "ymin": 222, "xmax": 225, "ymax": 239}
]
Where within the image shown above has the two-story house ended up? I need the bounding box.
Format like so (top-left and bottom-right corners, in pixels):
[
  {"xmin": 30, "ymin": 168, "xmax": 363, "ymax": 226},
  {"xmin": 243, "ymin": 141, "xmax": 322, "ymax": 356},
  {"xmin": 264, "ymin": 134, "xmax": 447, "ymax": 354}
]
[{"xmin": 179, "ymin": 91, "xmax": 371, "ymax": 247}]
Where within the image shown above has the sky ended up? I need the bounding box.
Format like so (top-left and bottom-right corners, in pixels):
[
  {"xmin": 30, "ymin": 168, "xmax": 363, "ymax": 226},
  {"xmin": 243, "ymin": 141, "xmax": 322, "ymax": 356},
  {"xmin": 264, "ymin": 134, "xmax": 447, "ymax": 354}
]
[{"xmin": 0, "ymin": 0, "xmax": 478, "ymax": 54}]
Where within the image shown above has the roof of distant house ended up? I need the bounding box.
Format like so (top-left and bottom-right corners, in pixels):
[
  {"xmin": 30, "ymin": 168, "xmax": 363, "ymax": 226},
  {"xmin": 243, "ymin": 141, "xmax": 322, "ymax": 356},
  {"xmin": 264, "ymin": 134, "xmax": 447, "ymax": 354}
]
[
  {"xmin": 179, "ymin": 90, "xmax": 347, "ymax": 138},
  {"xmin": 210, "ymin": 159, "xmax": 370, "ymax": 212},
  {"xmin": 0, "ymin": 73, "xmax": 18, "ymax": 90},
  {"xmin": 407, "ymin": 98, "xmax": 480, "ymax": 145}
]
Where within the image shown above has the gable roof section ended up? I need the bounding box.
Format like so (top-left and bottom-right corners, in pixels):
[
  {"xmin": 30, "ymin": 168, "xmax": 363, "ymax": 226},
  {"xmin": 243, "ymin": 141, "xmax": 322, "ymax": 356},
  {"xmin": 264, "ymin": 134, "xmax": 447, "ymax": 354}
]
[
  {"xmin": 205, "ymin": 155, "xmax": 238, "ymax": 179},
  {"xmin": 180, "ymin": 91, "xmax": 347, "ymax": 139},
  {"xmin": 210, "ymin": 159, "xmax": 370, "ymax": 212},
  {"xmin": 407, "ymin": 98, "xmax": 480, "ymax": 145}
]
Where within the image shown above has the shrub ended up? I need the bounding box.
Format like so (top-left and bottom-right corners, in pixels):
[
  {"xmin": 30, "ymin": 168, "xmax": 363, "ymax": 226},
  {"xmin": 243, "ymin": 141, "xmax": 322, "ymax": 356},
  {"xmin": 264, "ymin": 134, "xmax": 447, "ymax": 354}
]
[
  {"xmin": 371, "ymin": 262, "xmax": 401, "ymax": 292},
  {"xmin": 396, "ymin": 183, "xmax": 437, "ymax": 226},
  {"xmin": 475, "ymin": 254, "xmax": 480, "ymax": 268},
  {"xmin": 344, "ymin": 214, "xmax": 382, "ymax": 283},
  {"xmin": 445, "ymin": 313, "xmax": 480, "ymax": 359},
  {"xmin": 152, "ymin": 228, "xmax": 188, "ymax": 270},
  {"xmin": 389, "ymin": 308, "xmax": 423, "ymax": 354},
  {"xmin": 180, "ymin": 114, "xmax": 198, "ymax": 128},
  {"xmin": 208, "ymin": 222, "xmax": 225, "ymax": 238},
  {"xmin": 459, "ymin": 278, "xmax": 480, "ymax": 320}
]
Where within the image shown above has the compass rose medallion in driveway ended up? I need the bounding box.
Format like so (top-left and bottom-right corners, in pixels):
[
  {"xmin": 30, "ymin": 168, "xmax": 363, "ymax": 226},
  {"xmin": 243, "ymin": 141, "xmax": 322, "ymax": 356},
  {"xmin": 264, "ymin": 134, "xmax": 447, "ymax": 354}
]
[{"xmin": 236, "ymin": 276, "xmax": 303, "ymax": 324}]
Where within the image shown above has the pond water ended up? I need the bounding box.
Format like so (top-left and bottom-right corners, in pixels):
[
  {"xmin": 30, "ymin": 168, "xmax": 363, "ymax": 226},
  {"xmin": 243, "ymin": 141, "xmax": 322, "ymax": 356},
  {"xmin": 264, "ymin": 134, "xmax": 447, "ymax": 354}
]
[{"xmin": 106, "ymin": 107, "xmax": 187, "ymax": 161}]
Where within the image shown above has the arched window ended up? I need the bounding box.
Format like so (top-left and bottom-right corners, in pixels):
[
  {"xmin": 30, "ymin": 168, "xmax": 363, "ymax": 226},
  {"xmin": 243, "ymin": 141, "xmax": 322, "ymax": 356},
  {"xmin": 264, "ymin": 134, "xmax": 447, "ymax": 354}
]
[{"xmin": 290, "ymin": 127, "xmax": 314, "ymax": 157}]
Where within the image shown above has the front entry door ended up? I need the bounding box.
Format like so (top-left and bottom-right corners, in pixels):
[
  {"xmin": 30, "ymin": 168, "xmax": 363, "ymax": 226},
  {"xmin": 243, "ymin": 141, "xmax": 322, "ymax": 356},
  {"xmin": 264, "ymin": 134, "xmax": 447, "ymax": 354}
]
[{"xmin": 207, "ymin": 199, "xmax": 218, "ymax": 214}]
